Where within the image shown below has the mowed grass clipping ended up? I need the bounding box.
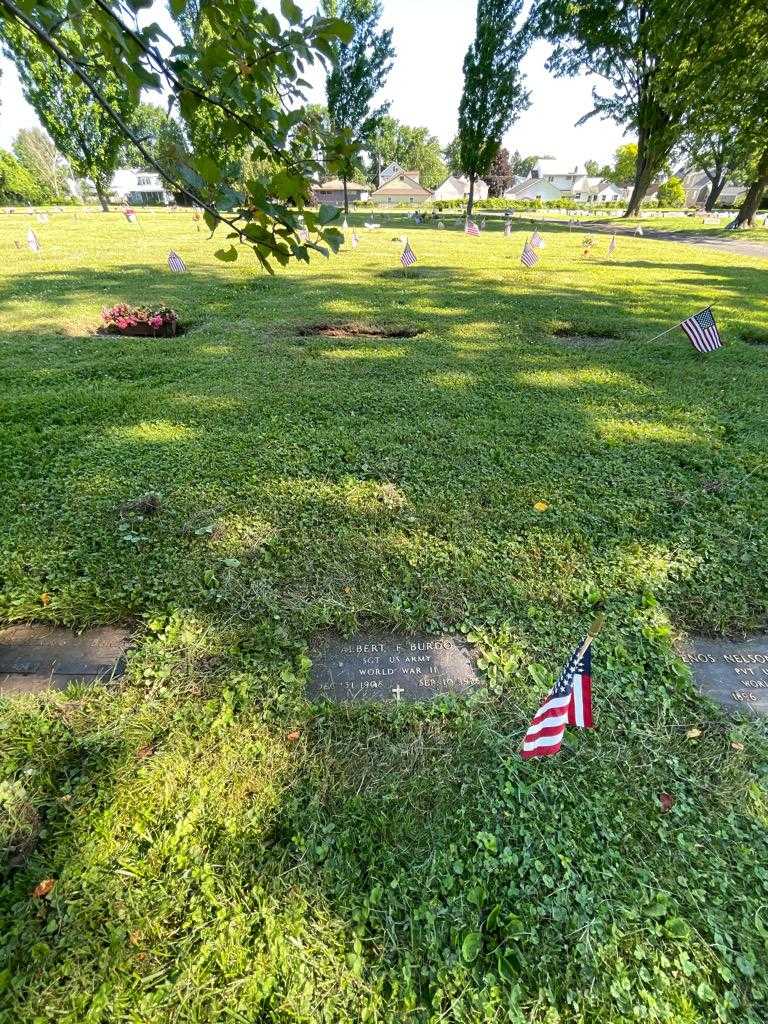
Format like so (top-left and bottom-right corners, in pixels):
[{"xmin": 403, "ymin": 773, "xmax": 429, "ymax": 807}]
[{"xmin": 0, "ymin": 207, "xmax": 767, "ymax": 1024}]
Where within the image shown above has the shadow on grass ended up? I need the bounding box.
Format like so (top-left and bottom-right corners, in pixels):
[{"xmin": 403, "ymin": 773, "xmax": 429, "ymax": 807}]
[{"xmin": 1, "ymin": 251, "xmax": 768, "ymax": 1019}]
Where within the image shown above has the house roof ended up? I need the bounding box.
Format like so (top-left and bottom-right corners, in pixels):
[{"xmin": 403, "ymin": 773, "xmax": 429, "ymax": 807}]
[
  {"xmin": 504, "ymin": 176, "xmax": 560, "ymax": 197},
  {"xmin": 370, "ymin": 174, "xmax": 432, "ymax": 198},
  {"xmin": 315, "ymin": 179, "xmax": 368, "ymax": 192},
  {"xmin": 435, "ymin": 175, "xmax": 488, "ymax": 191}
]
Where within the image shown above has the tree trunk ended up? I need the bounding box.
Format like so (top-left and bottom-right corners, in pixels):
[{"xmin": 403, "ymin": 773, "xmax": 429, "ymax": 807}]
[
  {"xmin": 95, "ymin": 180, "xmax": 109, "ymax": 212},
  {"xmin": 466, "ymin": 171, "xmax": 476, "ymax": 217},
  {"xmin": 704, "ymin": 176, "xmax": 726, "ymax": 211},
  {"xmin": 735, "ymin": 146, "xmax": 768, "ymax": 227},
  {"xmin": 342, "ymin": 175, "xmax": 349, "ymax": 215},
  {"xmin": 623, "ymin": 93, "xmax": 675, "ymax": 218}
]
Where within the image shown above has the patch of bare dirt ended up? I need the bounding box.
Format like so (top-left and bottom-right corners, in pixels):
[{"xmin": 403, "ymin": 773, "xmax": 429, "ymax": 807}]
[{"xmin": 297, "ymin": 321, "xmax": 423, "ymax": 339}]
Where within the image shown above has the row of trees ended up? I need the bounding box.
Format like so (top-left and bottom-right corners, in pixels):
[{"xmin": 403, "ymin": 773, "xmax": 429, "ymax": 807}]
[
  {"xmin": 529, "ymin": 0, "xmax": 768, "ymax": 224},
  {"xmin": 0, "ymin": 0, "xmax": 766, "ymax": 268},
  {"xmin": 322, "ymin": 0, "xmax": 768, "ymax": 224}
]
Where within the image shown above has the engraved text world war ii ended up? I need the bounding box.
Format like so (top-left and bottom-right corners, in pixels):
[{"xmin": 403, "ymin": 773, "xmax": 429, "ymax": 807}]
[
  {"xmin": 679, "ymin": 635, "xmax": 768, "ymax": 714},
  {"xmin": 308, "ymin": 634, "xmax": 479, "ymax": 703}
]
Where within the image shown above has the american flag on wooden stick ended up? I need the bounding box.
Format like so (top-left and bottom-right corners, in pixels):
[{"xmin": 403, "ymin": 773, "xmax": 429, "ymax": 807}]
[
  {"xmin": 167, "ymin": 250, "xmax": 187, "ymax": 273},
  {"xmin": 680, "ymin": 307, "xmax": 723, "ymax": 353},
  {"xmin": 531, "ymin": 229, "xmax": 545, "ymax": 249},
  {"xmin": 521, "ymin": 634, "xmax": 597, "ymax": 759},
  {"xmin": 27, "ymin": 229, "xmax": 40, "ymax": 252},
  {"xmin": 351, "ymin": 230, "xmax": 359, "ymax": 248},
  {"xmin": 400, "ymin": 240, "xmax": 416, "ymax": 267},
  {"xmin": 521, "ymin": 238, "xmax": 538, "ymax": 267},
  {"xmin": 608, "ymin": 234, "xmax": 617, "ymax": 255},
  {"xmin": 465, "ymin": 220, "xmax": 480, "ymax": 236}
]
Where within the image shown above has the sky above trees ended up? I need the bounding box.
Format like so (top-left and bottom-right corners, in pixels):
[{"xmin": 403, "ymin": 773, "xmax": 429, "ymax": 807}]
[{"xmin": 0, "ymin": 0, "xmax": 628, "ymax": 163}]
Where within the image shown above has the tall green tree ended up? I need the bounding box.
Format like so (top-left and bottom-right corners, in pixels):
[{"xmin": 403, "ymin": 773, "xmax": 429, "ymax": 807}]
[
  {"xmin": 368, "ymin": 117, "xmax": 446, "ymax": 189},
  {"xmin": 671, "ymin": 0, "xmax": 768, "ymax": 226},
  {"xmin": 608, "ymin": 143, "xmax": 638, "ymax": 189},
  {"xmin": 13, "ymin": 127, "xmax": 69, "ymax": 199},
  {"xmin": 119, "ymin": 104, "xmax": 189, "ymax": 183},
  {"xmin": 680, "ymin": 124, "xmax": 755, "ymax": 211},
  {"xmin": 656, "ymin": 176, "xmax": 685, "ymax": 207},
  {"xmin": 1, "ymin": 13, "xmax": 135, "ymax": 210},
  {"xmin": 457, "ymin": 0, "xmax": 530, "ymax": 215},
  {"xmin": 530, "ymin": 0, "xmax": 736, "ymax": 217},
  {"xmin": 510, "ymin": 151, "xmax": 545, "ymax": 178},
  {"xmin": 443, "ymin": 136, "xmax": 464, "ymax": 177},
  {"xmin": 323, "ymin": 0, "xmax": 394, "ymax": 212},
  {"xmin": 0, "ymin": 1, "xmax": 353, "ymax": 270},
  {"xmin": 0, "ymin": 148, "xmax": 50, "ymax": 204},
  {"xmin": 486, "ymin": 146, "xmax": 513, "ymax": 196}
]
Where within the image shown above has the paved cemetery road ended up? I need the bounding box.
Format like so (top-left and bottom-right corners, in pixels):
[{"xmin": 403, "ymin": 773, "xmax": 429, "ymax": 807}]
[{"xmin": 522, "ymin": 217, "xmax": 768, "ymax": 261}]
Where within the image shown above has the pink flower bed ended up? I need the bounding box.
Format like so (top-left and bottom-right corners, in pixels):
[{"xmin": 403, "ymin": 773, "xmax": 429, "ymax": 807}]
[{"xmin": 100, "ymin": 304, "xmax": 181, "ymax": 337}]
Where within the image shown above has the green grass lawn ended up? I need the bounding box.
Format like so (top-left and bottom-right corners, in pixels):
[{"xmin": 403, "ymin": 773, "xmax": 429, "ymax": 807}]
[{"xmin": 1, "ymin": 207, "xmax": 768, "ymax": 1024}]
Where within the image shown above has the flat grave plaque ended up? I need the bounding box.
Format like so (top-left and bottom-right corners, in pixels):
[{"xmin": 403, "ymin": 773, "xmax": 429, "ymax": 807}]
[
  {"xmin": 0, "ymin": 625, "xmax": 129, "ymax": 696},
  {"xmin": 678, "ymin": 635, "xmax": 768, "ymax": 715},
  {"xmin": 308, "ymin": 633, "xmax": 480, "ymax": 703}
]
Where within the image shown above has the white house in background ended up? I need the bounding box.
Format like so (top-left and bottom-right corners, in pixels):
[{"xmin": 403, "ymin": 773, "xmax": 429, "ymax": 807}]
[
  {"xmin": 109, "ymin": 169, "xmax": 174, "ymax": 206},
  {"xmin": 432, "ymin": 174, "xmax": 489, "ymax": 202},
  {"xmin": 503, "ymin": 177, "xmax": 562, "ymax": 201},
  {"xmin": 594, "ymin": 180, "xmax": 629, "ymax": 202},
  {"xmin": 379, "ymin": 162, "xmax": 424, "ymax": 186}
]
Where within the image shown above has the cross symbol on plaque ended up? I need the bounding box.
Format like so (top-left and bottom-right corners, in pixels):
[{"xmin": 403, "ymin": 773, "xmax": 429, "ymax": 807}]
[{"xmin": 392, "ymin": 685, "xmax": 404, "ymax": 702}]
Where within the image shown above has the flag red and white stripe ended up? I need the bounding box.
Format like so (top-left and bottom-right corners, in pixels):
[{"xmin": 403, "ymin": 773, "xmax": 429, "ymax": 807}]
[
  {"xmin": 679, "ymin": 306, "xmax": 722, "ymax": 353},
  {"xmin": 465, "ymin": 220, "xmax": 480, "ymax": 236},
  {"xmin": 521, "ymin": 239, "xmax": 539, "ymax": 267},
  {"xmin": 522, "ymin": 646, "xmax": 593, "ymax": 759},
  {"xmin": 400, "ymin": 240, "xmax": 416, "ymax": 267}
]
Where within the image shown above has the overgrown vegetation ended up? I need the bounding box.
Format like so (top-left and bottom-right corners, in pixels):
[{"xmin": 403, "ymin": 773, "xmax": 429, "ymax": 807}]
[{"xmin": 0, "ymin": 209, "xmax": 767, "ymax": 1023}]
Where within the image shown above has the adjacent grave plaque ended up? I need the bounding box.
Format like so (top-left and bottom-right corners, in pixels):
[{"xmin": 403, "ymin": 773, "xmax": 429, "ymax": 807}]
[
  {"xmin": 678, "ymin": 635, "xmax": 768, "ymax": 715},
  {"xmin": 308, "ymin": 633, "xmax": 479, "ymax": 703},
  {"xmin": 0, "ymin": 625, "xmax": 129, "ymax": 696}
]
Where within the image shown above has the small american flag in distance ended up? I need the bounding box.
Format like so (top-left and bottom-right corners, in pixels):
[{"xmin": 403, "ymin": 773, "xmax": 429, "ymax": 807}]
[
  {"xmin": 608, "ymin": 234, "xmax": 617, "ymax": 255},
  {"xmin": 465, "ymin": 220, "xmax": 480, "ymax": 236},
  {"xmin": 521, "ymin": 239, "xmax": 538, "ymax": 267},
  {"xmin": 400, "ymin": 240, "xmax": 416, "ymax": 267},
  {"xmin": 531, "ymin": 229, "xmax": 545, "ymax": 249},
  {"xmin": 168, "ymin": 250, "xmax": 187, "ymax": 273},
  {"xmin": 522, "ymin": 645, "xmax": 593, "ymax": 759},
  {"xmin": 680, "ymin": 307, "xmax": 722, "ymax": 353}
]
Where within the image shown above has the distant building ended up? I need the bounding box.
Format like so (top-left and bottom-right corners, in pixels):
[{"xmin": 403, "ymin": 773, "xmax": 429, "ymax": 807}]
[
  {"xmin": 503, "ymin": 163, "xmax": 631, "ymax": 204},
  {"xmin": 432, "ymin": 175, "xmax": 489, "ymax": 202},
  {"xmin": 379, "ymin": 162, "xmax": 424, "ymax": 185},
  {"xmin": 594, "ymin": 180, "xmax": 629, "ymax": 203},
  {"xmin": 503, "ymin": 177, "xmax": 562, "ymax": 201},
  {"xmin": 312, "ymin": 179, "xmax": 369, "ymax": 206},
  {"xmin": 369, "ymin": 173, "xmax": 432, "ymax": 205},
  {"xmin": 679, "ymin": 169, "xmax": 747, "ymax": 208},
  {"xmin": 110, "ymin": 169, "xmax": 173, "ymax": 206}
]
